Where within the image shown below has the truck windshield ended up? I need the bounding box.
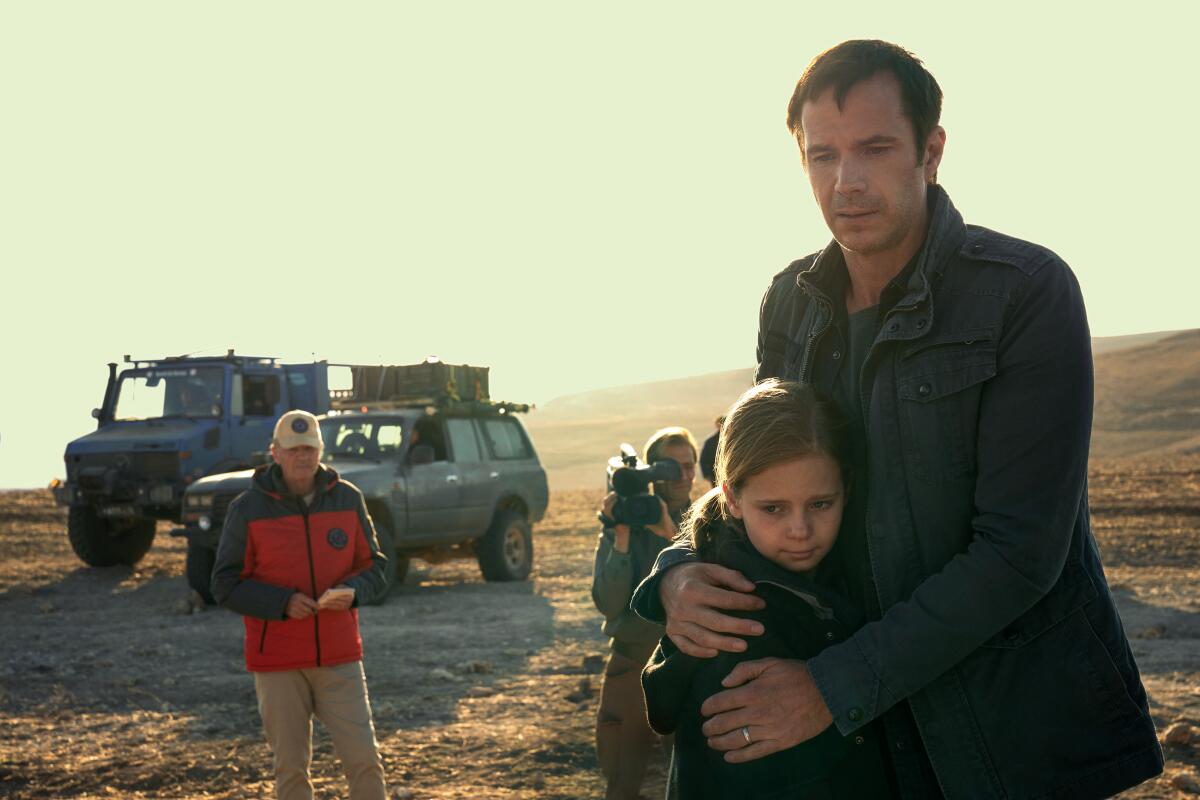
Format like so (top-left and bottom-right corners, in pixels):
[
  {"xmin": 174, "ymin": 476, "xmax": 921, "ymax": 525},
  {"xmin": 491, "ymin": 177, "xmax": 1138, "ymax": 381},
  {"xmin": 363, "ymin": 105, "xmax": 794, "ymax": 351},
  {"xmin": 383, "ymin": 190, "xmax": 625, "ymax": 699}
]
[
  {"xmin": 320, "ymin": 418, "xmax": 405, "ymax": 460},
  {"xmin": 113, "ymin": 367, "xmax": 225, "ymax": 421}
]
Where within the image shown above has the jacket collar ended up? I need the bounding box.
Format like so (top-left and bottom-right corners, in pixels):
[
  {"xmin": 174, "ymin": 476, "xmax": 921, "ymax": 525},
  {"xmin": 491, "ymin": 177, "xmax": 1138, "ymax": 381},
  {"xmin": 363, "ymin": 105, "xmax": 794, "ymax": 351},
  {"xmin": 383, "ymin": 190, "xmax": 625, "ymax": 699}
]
[
  {"xmin": 797, "ymin": 184, "xmax": 965, "ymax": 312},
  {"xmin": 715, "ymin": 533, "xmax": 862, "ymax": 627},
  {"xmin": 253, "ymin": 462, "xmax": 340, "ymax": 501}
]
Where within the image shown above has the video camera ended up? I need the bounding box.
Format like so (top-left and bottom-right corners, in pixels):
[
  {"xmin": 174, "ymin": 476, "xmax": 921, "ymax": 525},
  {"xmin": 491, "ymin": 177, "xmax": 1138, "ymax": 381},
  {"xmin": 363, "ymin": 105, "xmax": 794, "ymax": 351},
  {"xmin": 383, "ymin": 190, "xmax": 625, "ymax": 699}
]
[{"xmin": 605, "ymin": 444, "xmax": 682, "ymax": 527}]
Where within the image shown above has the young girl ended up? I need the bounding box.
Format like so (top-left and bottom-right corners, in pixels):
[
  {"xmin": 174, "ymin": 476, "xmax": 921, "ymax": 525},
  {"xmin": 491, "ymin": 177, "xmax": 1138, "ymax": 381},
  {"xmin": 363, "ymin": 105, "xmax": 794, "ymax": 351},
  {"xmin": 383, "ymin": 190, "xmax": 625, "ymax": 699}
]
[{"xmin": 641, "ymin": 379, "xmax": 894, "ymax": 799}]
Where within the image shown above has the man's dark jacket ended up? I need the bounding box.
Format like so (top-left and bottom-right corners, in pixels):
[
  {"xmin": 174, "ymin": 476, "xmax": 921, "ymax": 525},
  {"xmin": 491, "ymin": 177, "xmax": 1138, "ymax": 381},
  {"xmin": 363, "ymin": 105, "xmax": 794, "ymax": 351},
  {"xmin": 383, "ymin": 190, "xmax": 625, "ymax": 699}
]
[
  {"xmin": 633, "ymin": 186, "xmax": 1163, "ymax": 799},
  {"xmin": 642, "ymin": 534, "xmax": 893, "ymax": 800},
  {"xmin": 211, "ymin": 464, "xmax": 388, "ymax": 672}
]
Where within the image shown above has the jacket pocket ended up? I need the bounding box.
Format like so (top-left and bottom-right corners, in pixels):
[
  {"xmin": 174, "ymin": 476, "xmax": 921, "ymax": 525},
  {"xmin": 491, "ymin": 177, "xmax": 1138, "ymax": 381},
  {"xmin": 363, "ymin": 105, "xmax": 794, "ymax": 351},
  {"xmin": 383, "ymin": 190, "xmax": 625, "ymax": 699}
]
[
  {"xmin": 896, "ymin": 331, "xmax": 997, "ymax": 482},
  {"xmin": 258, "ymin": 620, "xmax": 270, "ymax": 654},
  {"xmin": 980, "ymin": 559, "xmax": 1097, "ymax": 649}
]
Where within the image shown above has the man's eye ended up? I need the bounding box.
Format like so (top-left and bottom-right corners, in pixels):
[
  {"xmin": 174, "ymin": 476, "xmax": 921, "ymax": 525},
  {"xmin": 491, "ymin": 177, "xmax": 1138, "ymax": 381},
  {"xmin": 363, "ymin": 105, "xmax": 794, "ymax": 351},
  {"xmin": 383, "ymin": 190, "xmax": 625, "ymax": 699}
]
[
  {"xmin": 865, "ymin": 146, "xmax": 890, "ymax": 156},
  {"xmin": 810, "ymin": 153, "xmax": 834, "ymax": 164},
  {"xmin": 810, "ymin": 500, "xmax": 832, "ymax": 510},
  {"xmin": 763, "ymin": 504, "xmax": 779, "ymax": 514}
]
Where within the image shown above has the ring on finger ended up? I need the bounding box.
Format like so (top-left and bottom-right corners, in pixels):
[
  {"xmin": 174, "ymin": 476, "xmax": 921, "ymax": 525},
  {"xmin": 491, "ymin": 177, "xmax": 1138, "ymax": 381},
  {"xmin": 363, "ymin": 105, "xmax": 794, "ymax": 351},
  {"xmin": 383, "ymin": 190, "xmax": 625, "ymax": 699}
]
[{"xmin": 740, "ymin": 725, "xmax": 752, "ymax": 745}]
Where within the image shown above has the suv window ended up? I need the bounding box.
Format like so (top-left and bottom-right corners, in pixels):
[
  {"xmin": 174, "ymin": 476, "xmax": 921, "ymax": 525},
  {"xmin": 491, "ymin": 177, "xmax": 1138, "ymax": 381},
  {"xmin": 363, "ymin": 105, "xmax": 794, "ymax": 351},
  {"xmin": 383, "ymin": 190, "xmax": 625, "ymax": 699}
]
[
  {"xmin": 481, "ymin": 417, "xmax": 531, "ymax": 460},
  {"xmin": 446, "ymin": 418, "xmax": 482, "ymax": 463}
]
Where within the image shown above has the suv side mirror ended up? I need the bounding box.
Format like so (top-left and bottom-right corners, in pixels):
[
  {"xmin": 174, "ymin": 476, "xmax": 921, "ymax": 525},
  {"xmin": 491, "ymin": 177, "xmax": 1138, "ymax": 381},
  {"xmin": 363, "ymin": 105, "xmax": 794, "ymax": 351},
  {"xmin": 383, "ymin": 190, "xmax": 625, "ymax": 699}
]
[
  {"xmin": 91, "ymin": 408, "xmax": 102, "ymax": 420},
  {"xmin": 408, "ymin": 444, "xmax": 435, "ymax": 466}
]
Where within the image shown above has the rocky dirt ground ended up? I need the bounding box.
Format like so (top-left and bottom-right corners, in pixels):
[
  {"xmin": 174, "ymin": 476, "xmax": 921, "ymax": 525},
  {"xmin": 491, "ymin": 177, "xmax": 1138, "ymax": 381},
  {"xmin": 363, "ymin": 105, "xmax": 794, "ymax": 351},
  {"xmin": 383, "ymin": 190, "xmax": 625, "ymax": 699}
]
[{"xmin": 0, "ymin": 456, "xmax": 1197, "ymax": 799}]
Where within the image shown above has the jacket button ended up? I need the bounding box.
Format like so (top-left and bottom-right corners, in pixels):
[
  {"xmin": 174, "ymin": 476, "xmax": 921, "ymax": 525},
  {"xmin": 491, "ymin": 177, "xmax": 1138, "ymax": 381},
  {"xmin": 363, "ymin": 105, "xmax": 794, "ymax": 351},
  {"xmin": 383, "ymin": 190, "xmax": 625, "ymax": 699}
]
[
  {"xmin": 1003, "ymin": 626, "xmax": 1020, "ymax": 642},
  {"xmin": 918, "ymin": 383, "xmax": 932, "ymax": 397},
  {"xmin": 888, "ymin": 322, "xmax": 900, "ymax": 333},
  {"xmin": 848, "ymin": 707, "xmax": 863, "ymax": 722},
  {"xmin": 970, "ymin": 242, "xmax": 985, "ymax": 254},
  {"xmin": 832, "ymin": 351, "xmax": 841, "ymax": 360},
  {"xmin": 916, "ymin": 319, "xmax": 927, "ymax": 329},
  {"xmin": 896, "ymin": 740, "xmax": 906, "ymax": 751},
  {"xmin": 855, "ymin": 735, "xmax": 865, "ymax": 745},
  {"xmin": 825, "ymin": 631, "xmax": 835, "ymax": 640}
]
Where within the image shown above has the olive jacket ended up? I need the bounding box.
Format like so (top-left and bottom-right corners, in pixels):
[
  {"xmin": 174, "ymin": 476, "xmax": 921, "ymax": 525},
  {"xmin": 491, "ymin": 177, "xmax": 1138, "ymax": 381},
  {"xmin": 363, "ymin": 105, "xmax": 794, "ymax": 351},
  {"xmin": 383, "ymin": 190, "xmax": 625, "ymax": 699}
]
[{"xmin": 632, "ymin": 185, "xmax": 1163, "ymax": 799}]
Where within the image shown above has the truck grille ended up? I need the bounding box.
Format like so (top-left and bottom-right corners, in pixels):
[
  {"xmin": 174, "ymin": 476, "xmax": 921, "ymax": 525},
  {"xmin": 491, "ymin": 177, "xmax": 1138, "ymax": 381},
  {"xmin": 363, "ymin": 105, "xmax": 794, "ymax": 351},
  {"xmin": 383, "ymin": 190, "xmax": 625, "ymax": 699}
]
[{"xmin": 132, "ymin": 452, "xmax": 180, "ymax": 482}]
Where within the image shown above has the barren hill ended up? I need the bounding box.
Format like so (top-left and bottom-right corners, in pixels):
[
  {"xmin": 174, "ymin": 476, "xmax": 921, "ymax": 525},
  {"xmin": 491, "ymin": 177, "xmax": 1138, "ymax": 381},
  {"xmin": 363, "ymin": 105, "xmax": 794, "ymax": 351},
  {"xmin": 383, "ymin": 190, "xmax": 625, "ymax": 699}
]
[
  {"xmin": 1092, "ymin": 329, "xmax": 1200, "ymax": 459},
  {"xmin": 525, "ymin": 330, "xmax": 1198, "ymax": 490}
]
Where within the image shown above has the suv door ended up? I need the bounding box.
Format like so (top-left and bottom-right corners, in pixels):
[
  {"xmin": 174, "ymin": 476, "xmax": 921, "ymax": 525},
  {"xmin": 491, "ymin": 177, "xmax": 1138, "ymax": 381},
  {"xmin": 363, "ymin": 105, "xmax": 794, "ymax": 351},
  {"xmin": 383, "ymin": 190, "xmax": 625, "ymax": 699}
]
[
  {"xmin": 402, "ymin": 416, "xmax": 464, "ymax": 544},
  {"xmin": 444, "ymin": 417, "xmax": 493, "ymax": 535}
]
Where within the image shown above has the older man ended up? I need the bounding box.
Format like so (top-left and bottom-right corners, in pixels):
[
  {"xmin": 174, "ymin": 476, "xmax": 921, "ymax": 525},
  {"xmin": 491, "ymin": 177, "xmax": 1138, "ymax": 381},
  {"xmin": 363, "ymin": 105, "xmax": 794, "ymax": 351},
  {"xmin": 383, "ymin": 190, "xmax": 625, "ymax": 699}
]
[
  {"xmin": 212, "ymin": 410, "xmax": 389, "ymax": 800},
  {"xmin": 633, "ymin": 40, "xmax": 1162, "ymax": 798}
]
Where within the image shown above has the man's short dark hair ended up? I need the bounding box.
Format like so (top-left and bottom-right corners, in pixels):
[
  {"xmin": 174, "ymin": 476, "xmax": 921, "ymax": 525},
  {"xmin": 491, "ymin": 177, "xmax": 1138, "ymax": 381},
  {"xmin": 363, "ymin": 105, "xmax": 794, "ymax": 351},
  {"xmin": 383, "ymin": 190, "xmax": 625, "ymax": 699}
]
[{"xmin": 786, "ymin": 40, "xmax": 943, "ymax": 164}]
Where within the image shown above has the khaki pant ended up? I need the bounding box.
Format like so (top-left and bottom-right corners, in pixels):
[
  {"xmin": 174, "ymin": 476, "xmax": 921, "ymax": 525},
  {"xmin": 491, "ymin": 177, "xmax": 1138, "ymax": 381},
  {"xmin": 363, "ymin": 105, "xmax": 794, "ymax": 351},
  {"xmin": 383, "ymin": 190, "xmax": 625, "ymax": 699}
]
[
  {"xmin": 254, "ymin": 661, "xmax": 387, "ymax": 800},
  {"xmin": 595, "ymin": 639, "xmax": 661, "ymax": 800}
]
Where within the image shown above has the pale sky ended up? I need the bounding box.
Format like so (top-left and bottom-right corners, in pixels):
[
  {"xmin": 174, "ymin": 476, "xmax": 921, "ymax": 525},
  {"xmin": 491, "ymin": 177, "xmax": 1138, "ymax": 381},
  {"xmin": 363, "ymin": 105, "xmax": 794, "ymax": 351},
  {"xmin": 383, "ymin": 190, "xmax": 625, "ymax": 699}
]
[{"xmin": 2, "ymin": 2, "xmax": 1197, "ymax": 487}]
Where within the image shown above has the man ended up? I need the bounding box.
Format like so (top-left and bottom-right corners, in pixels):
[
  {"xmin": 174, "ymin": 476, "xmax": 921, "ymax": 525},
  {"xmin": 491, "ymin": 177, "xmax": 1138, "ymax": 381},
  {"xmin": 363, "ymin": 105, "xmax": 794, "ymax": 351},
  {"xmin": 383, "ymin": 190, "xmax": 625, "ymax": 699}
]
[
  {"xmin": 632, "ymin": 40, "xmax": 1162, "ymax": 798},
  {"xmin": 592, "ymin": 427, "xmax": 697, "ymax": 800},
  {"xmin": 212, "ymin": 410, "xmax": 389, "ymax": 800}
]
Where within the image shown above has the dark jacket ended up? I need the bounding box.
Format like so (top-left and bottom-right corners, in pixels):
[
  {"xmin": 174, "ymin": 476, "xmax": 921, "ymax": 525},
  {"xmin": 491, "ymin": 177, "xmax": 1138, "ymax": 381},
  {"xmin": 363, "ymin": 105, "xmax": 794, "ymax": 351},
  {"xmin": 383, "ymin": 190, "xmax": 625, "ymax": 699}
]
[
  {"xmin": 634, "ymin": 185, "xmax": 1163, "ymax": 799},
  {"xmin": 642, "ymin": 533, "xmax": 894, "ymax": 800},
  {"xmin": 211, "ymin": 464, "xmax": 388, "ymax": 672}
]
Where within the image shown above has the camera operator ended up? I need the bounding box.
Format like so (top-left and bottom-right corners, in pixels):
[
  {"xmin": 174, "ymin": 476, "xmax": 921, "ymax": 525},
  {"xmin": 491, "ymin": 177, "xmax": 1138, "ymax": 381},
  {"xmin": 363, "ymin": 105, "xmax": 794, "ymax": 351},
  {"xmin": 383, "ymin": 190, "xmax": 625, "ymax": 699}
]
[{"xmin": 591, "ymin": 427, "xmax": 697, "ymax": 800}]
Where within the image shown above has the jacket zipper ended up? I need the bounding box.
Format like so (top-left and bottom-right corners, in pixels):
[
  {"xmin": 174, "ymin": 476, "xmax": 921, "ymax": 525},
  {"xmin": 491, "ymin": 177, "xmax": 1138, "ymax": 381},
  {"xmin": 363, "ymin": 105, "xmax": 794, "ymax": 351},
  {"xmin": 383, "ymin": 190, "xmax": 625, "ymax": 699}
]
[
  {"xmin": 797, "ymin": 281, "xmax": 834, "ymax": 384},
  {"xmin": 301, "ymin": 502, "xmax": 321, "ymax": 667}
]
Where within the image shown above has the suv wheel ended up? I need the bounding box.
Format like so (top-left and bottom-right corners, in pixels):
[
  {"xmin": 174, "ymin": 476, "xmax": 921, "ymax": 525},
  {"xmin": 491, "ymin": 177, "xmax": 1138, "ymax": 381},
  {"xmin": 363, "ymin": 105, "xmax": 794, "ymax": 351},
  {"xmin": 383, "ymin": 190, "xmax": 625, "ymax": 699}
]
[
  {"xmin": 185, "ymin": 542, "xmax": 216, "ymax": 605},
  {"xmin": 476, "ymin": 509, "xmax": 533, "ymax": 582},
  {"xmin": 67, "ymin": 506, "xmax": 156, "ymax": 567}
]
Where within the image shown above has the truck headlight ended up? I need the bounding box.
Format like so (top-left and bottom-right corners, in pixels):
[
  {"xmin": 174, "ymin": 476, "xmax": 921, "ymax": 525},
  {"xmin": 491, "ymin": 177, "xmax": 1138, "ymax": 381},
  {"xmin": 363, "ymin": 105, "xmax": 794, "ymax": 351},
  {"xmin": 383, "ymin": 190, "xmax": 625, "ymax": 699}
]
[{"xmin": 198, "ymin": 515, "xmax": 212, "ymax": 532}]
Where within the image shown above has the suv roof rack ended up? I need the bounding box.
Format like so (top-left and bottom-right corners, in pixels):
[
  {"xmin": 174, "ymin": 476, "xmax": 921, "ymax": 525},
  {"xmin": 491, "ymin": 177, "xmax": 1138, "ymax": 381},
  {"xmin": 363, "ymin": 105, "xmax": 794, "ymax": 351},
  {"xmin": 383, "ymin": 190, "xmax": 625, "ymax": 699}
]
[{"xmin": 330, "ymin": 398, "xmax": 533, "ymax": 415}]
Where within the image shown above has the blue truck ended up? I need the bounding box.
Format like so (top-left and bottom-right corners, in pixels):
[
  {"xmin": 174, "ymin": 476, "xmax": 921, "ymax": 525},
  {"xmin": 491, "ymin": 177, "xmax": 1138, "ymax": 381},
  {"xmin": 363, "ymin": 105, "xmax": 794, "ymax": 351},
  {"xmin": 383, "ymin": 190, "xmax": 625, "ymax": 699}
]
[{"xmin": 57, "ymin": 352, "xmax": 365, "ymax": 567}]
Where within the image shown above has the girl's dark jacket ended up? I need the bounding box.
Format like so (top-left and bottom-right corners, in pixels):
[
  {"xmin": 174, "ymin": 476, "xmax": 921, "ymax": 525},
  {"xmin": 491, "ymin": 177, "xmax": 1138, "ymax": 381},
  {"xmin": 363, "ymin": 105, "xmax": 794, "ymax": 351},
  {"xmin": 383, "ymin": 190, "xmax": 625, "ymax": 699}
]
[
  {"xmin": 211, "ymin": 464, "xmax": 388, "ymax": 672},
  {"xmin": 633, "ymin": 185, "xmax": 1163, "ymax": 799},
  {"xmin": 642, "ymin": 532, "xmax": 894, "ymax": 800}
]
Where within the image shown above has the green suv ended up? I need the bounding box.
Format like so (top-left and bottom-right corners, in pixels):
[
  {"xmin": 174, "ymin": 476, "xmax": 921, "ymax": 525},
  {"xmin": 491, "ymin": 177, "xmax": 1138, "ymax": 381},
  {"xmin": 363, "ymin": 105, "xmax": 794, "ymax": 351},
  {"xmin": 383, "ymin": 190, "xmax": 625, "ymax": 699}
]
[{"xmin": 176, "ymin": 402, "xmax": 549, "ymax": 604}]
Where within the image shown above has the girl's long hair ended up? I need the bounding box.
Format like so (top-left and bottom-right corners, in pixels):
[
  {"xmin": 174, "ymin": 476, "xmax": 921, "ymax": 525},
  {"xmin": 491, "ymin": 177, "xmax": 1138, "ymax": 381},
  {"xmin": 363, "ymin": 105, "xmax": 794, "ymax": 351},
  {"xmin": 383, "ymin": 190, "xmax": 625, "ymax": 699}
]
[{"xmin": 681, "ymin": 379, "xmax": 848, "ymax": 562}]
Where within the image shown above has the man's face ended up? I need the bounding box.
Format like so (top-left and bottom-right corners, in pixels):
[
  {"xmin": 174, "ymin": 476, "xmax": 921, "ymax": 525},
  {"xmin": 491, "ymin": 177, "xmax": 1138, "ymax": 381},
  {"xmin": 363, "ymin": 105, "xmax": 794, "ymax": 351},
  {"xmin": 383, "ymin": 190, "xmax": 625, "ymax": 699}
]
[
  {"xmin": 800, "ymin": 72, "xmax": 944, "ymax": 263},
  {"xmin": 653, "ymin": 441, "xmax": 697, "ymax": 511},
  {"xmin": 271, "ymin": 443, "xmax": 321, "ymax": 489}
]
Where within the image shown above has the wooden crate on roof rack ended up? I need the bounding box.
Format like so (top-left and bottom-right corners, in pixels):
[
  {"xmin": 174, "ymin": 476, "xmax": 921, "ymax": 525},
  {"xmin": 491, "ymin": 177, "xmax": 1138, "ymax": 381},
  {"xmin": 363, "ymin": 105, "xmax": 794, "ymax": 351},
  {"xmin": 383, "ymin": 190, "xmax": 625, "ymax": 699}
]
[{"xmin": 331, "ymin": 361, "xmax": 490, "ymax": 408}]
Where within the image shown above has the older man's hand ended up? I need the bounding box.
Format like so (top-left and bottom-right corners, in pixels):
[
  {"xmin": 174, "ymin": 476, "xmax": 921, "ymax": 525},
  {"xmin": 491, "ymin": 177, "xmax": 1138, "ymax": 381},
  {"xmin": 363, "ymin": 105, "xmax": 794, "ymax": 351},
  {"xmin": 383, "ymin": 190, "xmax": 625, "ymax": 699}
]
[
  {"xmin": 700, "ymin": 657, "xmax": 833, "ymax": 762},
  {"xmin": 285, "ymin": 592, "xmax": 319, "ymax": 620},
  {"xmin": 660, "ymin": 562, "xmax": 765, "ymax": 658}
]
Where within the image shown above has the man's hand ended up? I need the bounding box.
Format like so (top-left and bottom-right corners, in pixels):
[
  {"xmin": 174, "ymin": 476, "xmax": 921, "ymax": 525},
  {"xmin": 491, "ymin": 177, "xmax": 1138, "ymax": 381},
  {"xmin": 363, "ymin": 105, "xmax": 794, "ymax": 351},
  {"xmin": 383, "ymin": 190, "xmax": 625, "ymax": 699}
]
[
  {"xmin": 661, "ymin": 562, "xmax": 765, "ymax": 657},
  {"xmin": 318, "ymin": 584, "xmax": 356, "ymax": 611},
  {"xmin": 700, "ymin": 658, "xmax": 833, "ymax": 762},
  {"xmin": 600, "ymin": 492, "xmax": 631, "ymax": 552},
  {"xmin": 644, "ymin": 498, "xmax": 677, "ymax": 541},
  {"xmin": 285, "ymin": 592, "xmax": 319, "ymax": 620}
]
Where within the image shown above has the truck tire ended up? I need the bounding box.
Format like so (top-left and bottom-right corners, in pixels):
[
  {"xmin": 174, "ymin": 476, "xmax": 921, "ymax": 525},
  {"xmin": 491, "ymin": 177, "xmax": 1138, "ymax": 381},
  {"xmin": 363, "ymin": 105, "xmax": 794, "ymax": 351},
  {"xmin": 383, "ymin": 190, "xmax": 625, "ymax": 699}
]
[
  {"xmin": 67, "ymin": 506, "xmax": 156, "ymax": 567},
  {"xmin": 186, "ymin": 542, "xmax": 217, "ymax": 605},
  {"xmin": 476, "ymin": 509, "xmax": 533, "ymax": 582},
  {"xmin": 365, "ymin": 520, "xmax": 397, "ymax": 605}
]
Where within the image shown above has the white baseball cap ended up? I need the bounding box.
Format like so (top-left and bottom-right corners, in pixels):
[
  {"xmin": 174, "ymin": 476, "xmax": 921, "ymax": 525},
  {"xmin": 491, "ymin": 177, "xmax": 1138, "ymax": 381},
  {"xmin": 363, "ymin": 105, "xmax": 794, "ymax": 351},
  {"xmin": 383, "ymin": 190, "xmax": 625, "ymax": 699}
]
[{"xmin": 273, "ymin": 410, "xmax": 323, "ymax": 449}]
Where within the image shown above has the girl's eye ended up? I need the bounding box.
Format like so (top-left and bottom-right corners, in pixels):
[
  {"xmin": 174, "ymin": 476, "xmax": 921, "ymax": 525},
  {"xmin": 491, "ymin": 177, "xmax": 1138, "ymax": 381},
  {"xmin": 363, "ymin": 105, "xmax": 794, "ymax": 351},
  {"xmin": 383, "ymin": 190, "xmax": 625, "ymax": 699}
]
[
  {"xmin": 810, "ymin": 500, "xmax": 832, "ymax": 510},
  {"xmin": 763, "ymin": 504, "xmax": 779, "ymax": 514}
]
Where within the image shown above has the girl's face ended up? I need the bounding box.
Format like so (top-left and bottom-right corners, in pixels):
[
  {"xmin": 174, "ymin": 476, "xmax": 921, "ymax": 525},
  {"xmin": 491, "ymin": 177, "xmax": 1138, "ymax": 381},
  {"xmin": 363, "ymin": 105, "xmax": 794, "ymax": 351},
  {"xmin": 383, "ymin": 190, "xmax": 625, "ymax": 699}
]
[{"xmin": 723, "ymin": 454, "xmax": 844, "ymax": 575}]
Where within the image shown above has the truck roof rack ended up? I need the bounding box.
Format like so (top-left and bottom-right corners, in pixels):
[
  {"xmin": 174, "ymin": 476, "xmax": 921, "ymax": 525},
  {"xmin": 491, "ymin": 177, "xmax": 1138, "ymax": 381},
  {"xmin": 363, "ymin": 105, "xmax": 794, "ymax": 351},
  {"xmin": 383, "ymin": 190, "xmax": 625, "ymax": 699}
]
[{"xmin": 121, "ymin": 350, "xmax": 280, "ymax": 369}]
